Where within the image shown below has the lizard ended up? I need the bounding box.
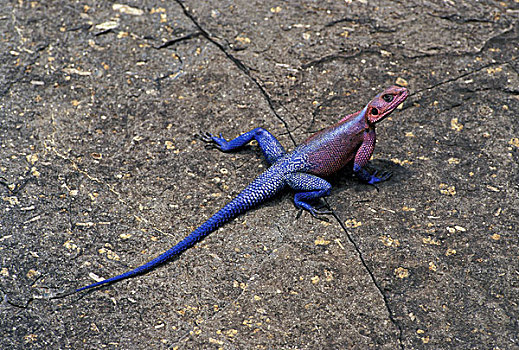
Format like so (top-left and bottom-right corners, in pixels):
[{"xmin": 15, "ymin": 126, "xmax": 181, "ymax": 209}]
[{"xmin": 73, "ymin": 85, "xmax": 408, "ymax": 293}]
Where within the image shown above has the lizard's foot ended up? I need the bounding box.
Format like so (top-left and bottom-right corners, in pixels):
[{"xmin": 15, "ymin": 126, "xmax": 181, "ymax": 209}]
[
  {"xmin": 295, "ymin": 200, "xmax": 333, "ymax": 218},
  {"xmin": 296, "ymin": 208, "xmax": 331, "ymax": 222},
  {"xmin": 355, "ymin": 166, "xmax": 392, "ymax": 185},
  {"xmin": 200, "ymin": 132, "xmax": 229, "ymax": 151},
  {"xmin": 368, "ymin": 170, "xmax": 392, "ymax": 184}
]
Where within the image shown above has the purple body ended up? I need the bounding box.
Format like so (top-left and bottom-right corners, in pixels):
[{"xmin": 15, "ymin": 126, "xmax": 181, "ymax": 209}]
[{"xmin": 301, "ymin": 109, "xmax": 370, "ymax": 176}]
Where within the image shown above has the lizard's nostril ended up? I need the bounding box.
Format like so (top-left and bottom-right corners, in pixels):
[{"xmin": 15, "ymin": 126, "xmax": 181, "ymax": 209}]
[{"xmin": 371, "ymin": 107, "xmax": 379, "ymax": 115}]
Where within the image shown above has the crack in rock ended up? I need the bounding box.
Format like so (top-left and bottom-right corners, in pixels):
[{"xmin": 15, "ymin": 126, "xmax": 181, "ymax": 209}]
[{"xmin": 173, "ymin": 0, "xmax": 296, "ymax": 146}]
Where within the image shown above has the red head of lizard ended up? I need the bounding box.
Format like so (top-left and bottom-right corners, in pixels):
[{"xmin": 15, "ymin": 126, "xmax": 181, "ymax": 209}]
[{"xmin": 365, "ymin": 85, "xmax": 409, "ymax": 124}]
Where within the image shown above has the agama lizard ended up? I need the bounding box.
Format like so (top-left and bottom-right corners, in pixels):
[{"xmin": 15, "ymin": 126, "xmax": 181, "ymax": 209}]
[{"xmin": 74, "ymin": 85, "xmax": 408, "ymax": 293}]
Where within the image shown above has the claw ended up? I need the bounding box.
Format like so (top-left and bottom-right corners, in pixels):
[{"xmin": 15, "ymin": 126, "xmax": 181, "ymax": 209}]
[
  {"xmin": 199, "ymin": 131, "xmax": 230, "ymax": 152},
  {"xmin": 310, "ymin": 208, "xmax": 333, "ymax": 216},
  {"xmin": 204, "ymin": 143, "xmax": 219, "ymax": 150},
  {"xmin": 200, "ymin": 131, "xmax": 225, "ymax": 151},
  {"xmin": 199, "ymin": 131, "xmax": 215, "ymax": 143},
  {"xmin": 295, "ymin": 207, "xmax": 331, "ymax": 222},
  {"xmin": 308, "ymin": 208, "xmax": 331, "ymax": 222},
  {"xmin": 294, "ymin": 200, "xmax": 333, "ymax": 220},
  {"xmin": 367, "ymin": 168, "xmax": 392, "ymax": 184},
  {"xmin": 377, "ymin": 171, "xmax": 392, "ymax": 182}
]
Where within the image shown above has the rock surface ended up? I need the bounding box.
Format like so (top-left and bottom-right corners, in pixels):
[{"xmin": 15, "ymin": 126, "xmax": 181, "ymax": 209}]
[{"xmin": 1, "ymin": 1, "xmax": 518, "ymax": 349}]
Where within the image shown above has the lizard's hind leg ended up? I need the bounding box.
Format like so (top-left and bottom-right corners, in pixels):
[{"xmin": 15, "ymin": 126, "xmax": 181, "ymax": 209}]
[
  {"xmin": 201, "ymin": 127, "xmax": 286, "ymax": 164},
  {"xmin": 286, "ymin": 173, "xmax": 332, "ymax": 217}
]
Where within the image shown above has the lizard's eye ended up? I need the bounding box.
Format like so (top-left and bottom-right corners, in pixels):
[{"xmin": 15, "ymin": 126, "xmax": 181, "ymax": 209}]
[
  {"xmin": 382, "ymin": 94, "xmax": 394, "ymax": 103},
  {"xmin": 371, "ymin": 107, "xmax": 379, "ymax": 115}
]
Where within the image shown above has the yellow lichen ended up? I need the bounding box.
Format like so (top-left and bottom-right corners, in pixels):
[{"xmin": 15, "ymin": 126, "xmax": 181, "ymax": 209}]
[
  {"xmin": 394, "ymin": 267, "xmax": 409, "ymax": 278},
  {"xmin": 450, "ymin": 118, "xmax": 463, "ymax": 132}
]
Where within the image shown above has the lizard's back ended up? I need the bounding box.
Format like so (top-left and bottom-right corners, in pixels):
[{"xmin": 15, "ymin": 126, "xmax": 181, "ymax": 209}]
[{"xmin": 296, "ymin": 110, "xmax": 369, "ymax": 176}]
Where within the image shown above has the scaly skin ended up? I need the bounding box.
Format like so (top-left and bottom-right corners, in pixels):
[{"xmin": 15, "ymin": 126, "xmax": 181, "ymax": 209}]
[{"xmin": 74, "ymin": 85, "xmax": 408, "ymax": 293}]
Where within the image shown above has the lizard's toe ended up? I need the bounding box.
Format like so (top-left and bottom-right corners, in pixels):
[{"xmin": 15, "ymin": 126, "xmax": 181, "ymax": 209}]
[
  {"xmin": 368, "ymin": 169, "xmax": 392, "ymax": 184},
  {"xmin": 200, "ymin": 131, "xmax": 215, "ymax": 143},
  {"xmin": 308, "ymin": 207, "xmax": 332, "ymax": 221},
  {"xmin": 204, "ymin": 143, "xmax": 219, "ymax": 150},
  {"xmin": 296, "ymin": 202, "xmax": 333, "ymax": 219},
  {"xmin": 379, "ymin": 171, "xmax": 392, "ymax": 181},
  {"xmin": 200, "ymin": 132, "xmax": 226, "ymax": 150}
]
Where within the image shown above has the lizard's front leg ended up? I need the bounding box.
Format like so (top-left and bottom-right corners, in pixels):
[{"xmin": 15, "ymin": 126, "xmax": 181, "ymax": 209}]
[
  {"xmin": 286, "ymin": 172, "xmax": 332, "ymax": 217},
  {"xmin": 201, "ymin": 127, "xmax": 286, "ymax": 164},
  {"xmin": 353, "ymin": 128, "xmax": 391, "ymax": 184}
]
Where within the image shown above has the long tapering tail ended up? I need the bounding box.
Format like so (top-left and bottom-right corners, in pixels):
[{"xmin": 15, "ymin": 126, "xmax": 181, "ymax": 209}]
[{"xmin": 75, "ymin": 170, "xmax": 285, "ymax": 292}]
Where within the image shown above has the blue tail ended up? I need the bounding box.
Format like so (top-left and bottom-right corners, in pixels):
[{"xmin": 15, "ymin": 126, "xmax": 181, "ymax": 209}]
[{"xmin": 76, "ymin": 170, "xmax": 285, "ymax": 292}]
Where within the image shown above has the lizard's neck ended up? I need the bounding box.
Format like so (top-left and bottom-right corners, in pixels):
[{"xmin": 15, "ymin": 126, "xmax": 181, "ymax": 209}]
[{"xmin": 338, "ymin": 105, "xmax": 367, "ymax": 124}]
